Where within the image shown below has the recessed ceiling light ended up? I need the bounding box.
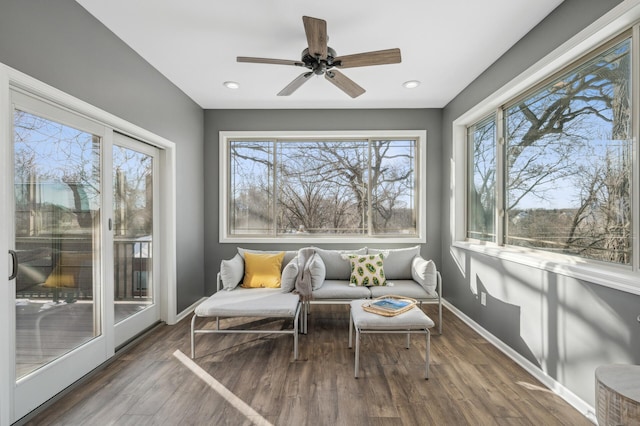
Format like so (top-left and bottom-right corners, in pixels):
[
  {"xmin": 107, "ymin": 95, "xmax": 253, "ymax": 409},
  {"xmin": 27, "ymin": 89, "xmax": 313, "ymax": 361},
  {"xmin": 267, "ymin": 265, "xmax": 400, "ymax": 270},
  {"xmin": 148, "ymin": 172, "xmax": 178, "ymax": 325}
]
[
  {"xmin": 402, "ymin": 80, "xmax": 421, "ymax": 89},
  {"xmin": 223, "ymin": 81, "xmax": 240, "ymax": 89}
]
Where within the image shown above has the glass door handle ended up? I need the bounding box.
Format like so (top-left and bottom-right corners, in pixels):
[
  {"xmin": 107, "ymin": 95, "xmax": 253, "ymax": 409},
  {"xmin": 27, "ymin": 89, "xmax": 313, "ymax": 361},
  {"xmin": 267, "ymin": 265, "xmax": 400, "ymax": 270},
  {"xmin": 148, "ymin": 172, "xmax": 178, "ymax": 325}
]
[{"xmin": 9, "ymin": 250, "xmax": 17, "ymax": 280}]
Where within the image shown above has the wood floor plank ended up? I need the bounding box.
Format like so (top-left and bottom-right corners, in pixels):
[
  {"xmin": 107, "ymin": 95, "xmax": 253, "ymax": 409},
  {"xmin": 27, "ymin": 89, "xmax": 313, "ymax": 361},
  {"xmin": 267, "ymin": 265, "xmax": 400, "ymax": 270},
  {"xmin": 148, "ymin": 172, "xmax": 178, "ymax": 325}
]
[
  {"xmin": 23, "ymin": 305, "xmax": 592, "ymax": 426},
  {"xmin": 112, "ymin": 414, "xmax": 153, "ymax": 426}
]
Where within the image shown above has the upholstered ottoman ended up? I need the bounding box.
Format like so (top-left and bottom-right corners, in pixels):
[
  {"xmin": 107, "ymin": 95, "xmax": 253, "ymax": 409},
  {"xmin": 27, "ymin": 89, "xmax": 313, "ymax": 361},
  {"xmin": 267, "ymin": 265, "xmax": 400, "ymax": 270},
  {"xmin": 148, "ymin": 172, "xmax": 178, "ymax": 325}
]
[{"xmin": 348, "ymin": 299, "xmax": 434, "ymax": 379}]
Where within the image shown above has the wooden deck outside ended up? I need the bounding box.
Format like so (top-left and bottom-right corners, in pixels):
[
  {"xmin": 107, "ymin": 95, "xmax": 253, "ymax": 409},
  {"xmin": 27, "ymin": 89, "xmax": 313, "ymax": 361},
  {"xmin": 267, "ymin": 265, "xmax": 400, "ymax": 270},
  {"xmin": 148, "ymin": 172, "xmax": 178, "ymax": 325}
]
[
  {"xmin": 16, "ymin": 302, "xmax": 150, "ymax": 378},
  {"xmin": 21, "ymin": 304, "xmax": 592, "ymax": 425}
]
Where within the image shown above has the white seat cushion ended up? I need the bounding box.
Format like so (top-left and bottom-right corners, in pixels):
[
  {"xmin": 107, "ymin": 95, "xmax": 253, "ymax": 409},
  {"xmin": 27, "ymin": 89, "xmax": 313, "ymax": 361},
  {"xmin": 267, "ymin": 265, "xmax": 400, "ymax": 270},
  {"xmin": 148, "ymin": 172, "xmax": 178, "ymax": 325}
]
[
  {"xmin": 350, "ymin": 299, "xmax": 434, "ymax": 330},
  {"xmin": 312, "ymin": 280, "xmax": 371, "ymax": 300},
  {"xmin": 369, "ymin": 280, "xmax": 435, "ymax": 299},
  {"xmin": 195, "ymin": 288, "xmax": 299, "ymax": 318}
]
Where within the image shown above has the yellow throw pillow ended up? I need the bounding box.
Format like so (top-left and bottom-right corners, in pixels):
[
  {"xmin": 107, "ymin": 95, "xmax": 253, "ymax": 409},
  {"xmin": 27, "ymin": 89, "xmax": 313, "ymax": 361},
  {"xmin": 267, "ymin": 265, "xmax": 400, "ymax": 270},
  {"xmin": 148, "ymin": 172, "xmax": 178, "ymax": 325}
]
[{"xmin": 241, "ymin": 252, "xmax": 285, "ymax": 288}]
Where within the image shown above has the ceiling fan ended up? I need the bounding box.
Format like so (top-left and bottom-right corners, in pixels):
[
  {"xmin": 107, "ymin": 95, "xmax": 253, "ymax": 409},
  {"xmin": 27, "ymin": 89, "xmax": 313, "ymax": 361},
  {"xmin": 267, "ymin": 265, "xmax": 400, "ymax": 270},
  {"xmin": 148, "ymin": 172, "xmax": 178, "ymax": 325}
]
[{"xmin": 237, "ymin": 16, "xmax": 402, "ymax": 98}]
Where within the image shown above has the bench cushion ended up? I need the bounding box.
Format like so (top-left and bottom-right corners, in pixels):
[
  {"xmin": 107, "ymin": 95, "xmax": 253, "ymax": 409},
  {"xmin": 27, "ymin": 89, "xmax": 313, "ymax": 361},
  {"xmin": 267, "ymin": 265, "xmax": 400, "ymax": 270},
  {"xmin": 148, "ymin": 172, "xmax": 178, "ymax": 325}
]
[{"xmin": 195, "ymin": 288, "xmax": 299, "ymax": 318}]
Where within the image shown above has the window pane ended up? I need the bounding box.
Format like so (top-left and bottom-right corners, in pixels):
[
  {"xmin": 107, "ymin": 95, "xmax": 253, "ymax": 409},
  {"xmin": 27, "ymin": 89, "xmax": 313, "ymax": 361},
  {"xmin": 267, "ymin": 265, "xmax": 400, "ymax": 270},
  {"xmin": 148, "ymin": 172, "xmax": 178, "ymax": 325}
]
[
  {"xmin": 277, "ymin": 140, "xmax": 367, "ymax": 235},
  {"xmin": 14, "ymin": 110, "xmax": 101, "ymax": 378},
  {"xmin": 113, "ymin": 145, "xmax": 154, "ymax": 324},
  {"xmin": 229, "ymin": 141, "xmax": 274, "ymax": 235},
  {"xmin": 370, "ymin": 139, "xmax": 417, "ymax": 235},
  {"xmin": 505, "ymin": 39, "xmax": 632, "ymax": 264},
  {"xmin": 226, "ymin": 135, "xmax": 422, "ymax": 239},
  {"xmin": 467, "ymin": 116, "xmax": 496, "ymax": 242}
]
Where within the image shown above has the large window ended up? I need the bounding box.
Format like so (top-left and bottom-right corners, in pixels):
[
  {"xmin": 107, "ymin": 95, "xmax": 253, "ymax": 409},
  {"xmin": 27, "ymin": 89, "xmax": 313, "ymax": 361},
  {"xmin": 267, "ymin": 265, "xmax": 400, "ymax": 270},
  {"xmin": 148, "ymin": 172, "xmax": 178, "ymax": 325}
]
[
  {"xmin": 221, "ymin": 131, "xmax": 426, "ymax": 242},
  {"xmin": 466, "ymin": 35, "xmax": 633, "ymax": 266}
]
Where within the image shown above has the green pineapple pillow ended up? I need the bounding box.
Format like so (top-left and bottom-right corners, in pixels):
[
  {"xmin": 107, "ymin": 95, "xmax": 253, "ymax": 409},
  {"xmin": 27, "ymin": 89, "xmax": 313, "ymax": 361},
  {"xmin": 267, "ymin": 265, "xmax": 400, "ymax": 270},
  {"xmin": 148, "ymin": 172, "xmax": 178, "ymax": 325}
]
[{"xmin": 342, "ymin": 253, "xmax": 386, "ymax": 287}]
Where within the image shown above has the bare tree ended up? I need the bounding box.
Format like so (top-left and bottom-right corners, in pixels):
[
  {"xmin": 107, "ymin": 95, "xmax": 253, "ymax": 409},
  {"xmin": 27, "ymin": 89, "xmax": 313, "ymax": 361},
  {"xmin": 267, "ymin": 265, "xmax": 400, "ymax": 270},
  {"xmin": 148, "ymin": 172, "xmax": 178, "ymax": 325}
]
[
  {"xmin": 14, "ymin": 111, "xmax": 100, "ymax": 233},
  {"xmin": 504, "ymin": 40, "xmax": 632, "ymax": 263},
  {"xmin": 229, "ymin": 139, "xmax": 417, "ymax": 236}
]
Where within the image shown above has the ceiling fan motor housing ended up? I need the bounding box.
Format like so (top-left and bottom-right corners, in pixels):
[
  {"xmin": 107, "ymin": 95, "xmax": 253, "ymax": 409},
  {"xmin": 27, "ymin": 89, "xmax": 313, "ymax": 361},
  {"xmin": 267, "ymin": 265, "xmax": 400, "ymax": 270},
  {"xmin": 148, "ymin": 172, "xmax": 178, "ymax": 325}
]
[{"xmin": 301, "ymin": 47, "xmax": 338, "ymax": 75}]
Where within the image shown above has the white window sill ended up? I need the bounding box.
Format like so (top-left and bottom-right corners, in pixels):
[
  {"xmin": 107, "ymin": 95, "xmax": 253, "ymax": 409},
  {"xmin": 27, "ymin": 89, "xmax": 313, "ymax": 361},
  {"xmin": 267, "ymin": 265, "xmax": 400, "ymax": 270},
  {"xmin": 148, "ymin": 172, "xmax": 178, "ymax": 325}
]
[{"xmin": 452, "ymin": 241, "xmax": 640, "ymax": 296}]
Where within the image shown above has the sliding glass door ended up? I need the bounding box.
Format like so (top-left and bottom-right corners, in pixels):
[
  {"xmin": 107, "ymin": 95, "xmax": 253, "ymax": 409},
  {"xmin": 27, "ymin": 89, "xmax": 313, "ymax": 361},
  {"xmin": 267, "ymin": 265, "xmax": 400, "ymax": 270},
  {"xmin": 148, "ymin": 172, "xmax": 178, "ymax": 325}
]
[{"xmin": 8, "ymin": 91, "xmax": 161, "ymax": 421}]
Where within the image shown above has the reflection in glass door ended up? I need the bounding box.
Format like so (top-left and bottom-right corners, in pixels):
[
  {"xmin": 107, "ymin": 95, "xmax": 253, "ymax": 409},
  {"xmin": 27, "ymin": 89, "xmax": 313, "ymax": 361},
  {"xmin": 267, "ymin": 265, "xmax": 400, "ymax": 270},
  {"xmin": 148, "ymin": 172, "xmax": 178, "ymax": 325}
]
[
  {"xmin": 13, "ymin": 109, "xmax": 102, "ymax": 378},
  {"xmin": 112, "ymin": 134, "xmax": 159, "ymax": 346}
]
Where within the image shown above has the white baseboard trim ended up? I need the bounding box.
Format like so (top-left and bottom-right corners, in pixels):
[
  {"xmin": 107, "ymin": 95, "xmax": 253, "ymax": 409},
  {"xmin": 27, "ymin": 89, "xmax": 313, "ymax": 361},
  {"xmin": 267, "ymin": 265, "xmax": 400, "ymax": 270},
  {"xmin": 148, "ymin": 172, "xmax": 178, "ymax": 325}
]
[
  {"xmin": 442, "ymin": 300, "xmax": 598, "ymax": 424},
  {"xmin": 176, "ymin": 297, "xmax": 207, "ymax": 324}
]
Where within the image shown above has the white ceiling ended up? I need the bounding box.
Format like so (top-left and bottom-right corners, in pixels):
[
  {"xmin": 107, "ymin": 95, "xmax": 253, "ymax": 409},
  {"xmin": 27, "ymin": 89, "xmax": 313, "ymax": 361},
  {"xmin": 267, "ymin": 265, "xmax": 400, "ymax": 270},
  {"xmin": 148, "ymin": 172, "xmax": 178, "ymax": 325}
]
[{"xmin": 76, "ymin": 0, "xmax": 564, "ymax": 109}]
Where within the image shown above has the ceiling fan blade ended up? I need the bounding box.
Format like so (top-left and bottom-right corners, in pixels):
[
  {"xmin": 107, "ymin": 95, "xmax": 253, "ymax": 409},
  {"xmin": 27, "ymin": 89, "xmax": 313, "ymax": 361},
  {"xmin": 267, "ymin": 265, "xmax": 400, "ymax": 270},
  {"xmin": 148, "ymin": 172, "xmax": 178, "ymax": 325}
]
[
  {"xmin": 278, "ymin": 72, "xmax": 313, "ymax": 96},
  {"xmin": 303, "ymin": 16, "xmax": 328, "ymax": 59},
  {"xmin": 237, "ymin": 56, "xmax": 303, "ymax": 66},
  {"xmin": 334, "ymin": 48, "xmax": 402, "ymax": 68},
  {"xmin": 325, "ymin": 70, "xmax": 365, "ymax": 98}
]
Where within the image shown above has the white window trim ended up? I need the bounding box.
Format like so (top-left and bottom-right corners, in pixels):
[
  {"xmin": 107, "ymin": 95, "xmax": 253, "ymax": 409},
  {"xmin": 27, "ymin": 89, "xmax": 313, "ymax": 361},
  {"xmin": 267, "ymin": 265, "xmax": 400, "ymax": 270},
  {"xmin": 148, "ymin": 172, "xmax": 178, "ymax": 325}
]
[
  {"xmin": 220, "ymin": 130, "xmax": 427, "ymax": 244},
  {"xmin": 452, "ymin": 0, "xmax": 640, "ymax": 295}
]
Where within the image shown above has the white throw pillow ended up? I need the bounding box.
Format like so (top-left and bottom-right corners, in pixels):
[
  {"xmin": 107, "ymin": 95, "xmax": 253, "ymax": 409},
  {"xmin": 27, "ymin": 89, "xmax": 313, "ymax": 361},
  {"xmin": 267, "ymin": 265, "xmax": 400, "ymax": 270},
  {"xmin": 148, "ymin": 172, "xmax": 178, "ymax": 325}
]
[
  {"xmin": 411, "ymin": 256, "xmax": 437, "ymax": 294},
  {"xmin": 280, "ymin": 257, "xmax": 298, "ymax": 293},
  {"xmin": 220, "ymin": 253, "xmax": 244, "ymax": 290},
  {"xmin": 309, "ymin": 254, "xmax": 326, "ymax": 290}
]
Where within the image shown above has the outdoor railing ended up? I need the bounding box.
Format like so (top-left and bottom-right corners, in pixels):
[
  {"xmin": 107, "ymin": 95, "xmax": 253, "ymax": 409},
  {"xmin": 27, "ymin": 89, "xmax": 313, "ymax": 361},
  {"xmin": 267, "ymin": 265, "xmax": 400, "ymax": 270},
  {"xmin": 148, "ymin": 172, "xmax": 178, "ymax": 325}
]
[{"xmin": 15, "ymin": 237, "xmax": 152, "ymax": 302}]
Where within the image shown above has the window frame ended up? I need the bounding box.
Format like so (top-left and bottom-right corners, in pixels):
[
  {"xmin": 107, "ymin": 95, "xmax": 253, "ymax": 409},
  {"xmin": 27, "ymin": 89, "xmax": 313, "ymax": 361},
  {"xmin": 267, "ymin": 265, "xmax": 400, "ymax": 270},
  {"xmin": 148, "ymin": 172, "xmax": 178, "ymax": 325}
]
[
  {"xmin": 219, "ymin": 130, "xmax": 427, "ymax": 244},
  {"xmin": 452, "ymin": 15, "xmax": 640, "ymax": 295}
]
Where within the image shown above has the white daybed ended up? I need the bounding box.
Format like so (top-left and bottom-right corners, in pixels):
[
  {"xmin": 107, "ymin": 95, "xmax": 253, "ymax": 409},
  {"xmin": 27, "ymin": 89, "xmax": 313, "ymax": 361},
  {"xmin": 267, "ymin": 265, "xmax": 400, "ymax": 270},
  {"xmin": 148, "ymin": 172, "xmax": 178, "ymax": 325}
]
[{"xmin": 190, "ymin": 282, "xmax": 302, "ymax": 360}]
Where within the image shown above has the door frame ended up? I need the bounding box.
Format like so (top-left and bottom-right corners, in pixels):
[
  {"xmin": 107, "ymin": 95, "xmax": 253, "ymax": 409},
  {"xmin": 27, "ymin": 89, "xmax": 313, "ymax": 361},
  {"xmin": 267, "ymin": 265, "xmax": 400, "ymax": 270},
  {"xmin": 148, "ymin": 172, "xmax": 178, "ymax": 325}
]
[{"xmin": 0, "ymin": 63, "xmax": 178, "ymax": 425}]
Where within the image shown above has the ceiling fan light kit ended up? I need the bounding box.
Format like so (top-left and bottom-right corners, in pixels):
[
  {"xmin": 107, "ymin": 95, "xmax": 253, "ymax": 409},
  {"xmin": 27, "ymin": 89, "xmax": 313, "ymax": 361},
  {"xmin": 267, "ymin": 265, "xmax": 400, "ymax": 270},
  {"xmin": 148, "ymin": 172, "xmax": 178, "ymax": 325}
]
[{"xmin": 237, "ymin": 16, "xmax": 402, "ymax": 98}]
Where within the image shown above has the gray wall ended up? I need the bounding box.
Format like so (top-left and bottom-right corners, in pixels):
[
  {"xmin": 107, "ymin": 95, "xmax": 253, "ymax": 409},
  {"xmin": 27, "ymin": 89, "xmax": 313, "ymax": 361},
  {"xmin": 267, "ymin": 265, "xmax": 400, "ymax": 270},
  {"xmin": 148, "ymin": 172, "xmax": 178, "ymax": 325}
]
[
  {"xmin": 0, "ymin": 0, "xmax": 205, "ymax": 312},
  {"xmin": 204, "ymin": 109, "xmax": 442, "ymax": 294},
  {"xmin": 4, "ymin": 0, "xmax": 637, "ymax": 410},
  {"xmin": 442, "ymin": 0, "xmax": 639, "ymax": 406}
]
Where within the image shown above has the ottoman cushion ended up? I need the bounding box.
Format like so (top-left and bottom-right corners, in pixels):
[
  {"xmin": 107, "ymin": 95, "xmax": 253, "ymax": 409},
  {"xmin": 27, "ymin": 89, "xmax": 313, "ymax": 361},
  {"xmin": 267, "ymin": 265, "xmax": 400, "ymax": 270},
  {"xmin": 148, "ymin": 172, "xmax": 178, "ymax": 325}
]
[{"xmin": 350, "ymin": 299, "xmax": 434, "ymax": 330}]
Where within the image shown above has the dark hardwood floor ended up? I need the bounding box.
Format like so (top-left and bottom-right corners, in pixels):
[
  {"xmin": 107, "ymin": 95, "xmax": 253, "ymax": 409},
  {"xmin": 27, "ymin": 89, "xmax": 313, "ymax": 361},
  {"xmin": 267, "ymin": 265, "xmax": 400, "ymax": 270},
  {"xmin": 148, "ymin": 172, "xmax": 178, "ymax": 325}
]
[{"xmin": 24, "ymin": 304, "xmax": 592, "ymax": 425}]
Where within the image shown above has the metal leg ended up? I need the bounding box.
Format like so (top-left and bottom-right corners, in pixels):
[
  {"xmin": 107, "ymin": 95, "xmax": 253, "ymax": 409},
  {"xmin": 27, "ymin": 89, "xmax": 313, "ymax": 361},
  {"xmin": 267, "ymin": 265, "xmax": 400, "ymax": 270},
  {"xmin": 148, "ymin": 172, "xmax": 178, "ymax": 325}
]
[
  {"xmin": 349, "ymin": 310, "xmax": 353, "ymax": 348},
  {"xmin": 190, "ymin": 314, "xmax": 197, "ymax": 359},
  {"xmin": 406, "ymin": 331, "xmax": 411, "ymax": 349},
  {"xmin": 355, "ymin": 328, "xmax": 360, "ymax": 378},
  {"xmin": 293, "ymin": 302, "xmax": 300, "ymax": 360},
  {"xmin": 298, "ymin": 302, "xmax": 305, "ymax": 335},
  {"xmin": 425, "ymin": 328, "xmax": 431, "ymax": 379}
]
